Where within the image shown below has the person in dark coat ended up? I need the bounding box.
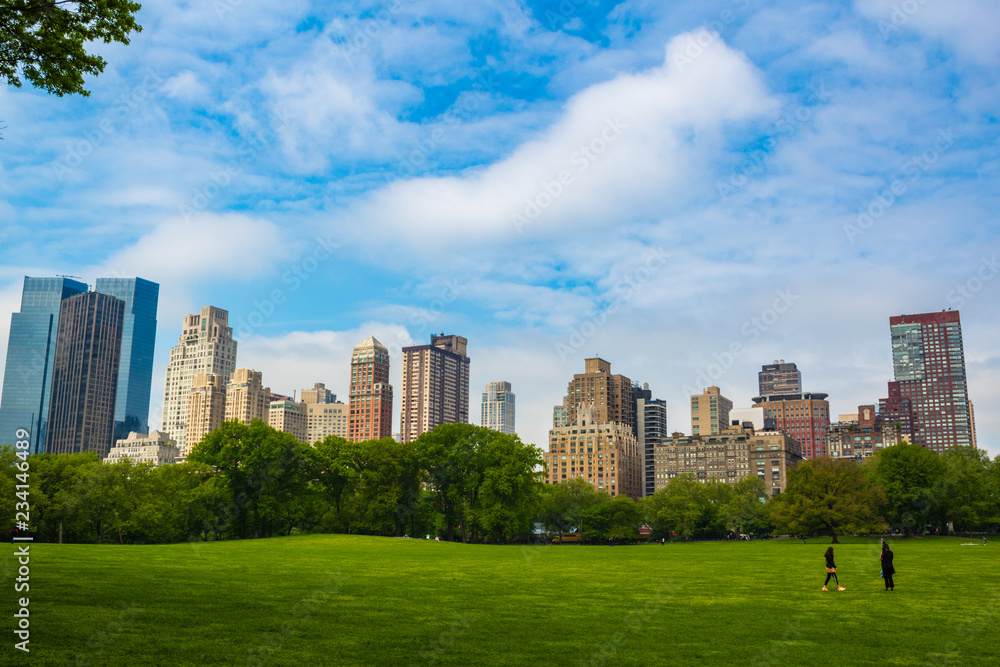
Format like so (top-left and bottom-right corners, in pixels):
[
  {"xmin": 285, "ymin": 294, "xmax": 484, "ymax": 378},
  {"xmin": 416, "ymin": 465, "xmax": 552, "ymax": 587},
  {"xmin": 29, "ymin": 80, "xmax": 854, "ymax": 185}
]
[
  {"xmin": 881, "ymin": 543, "xmax": 895, "ymax": 591},
  {"xmin": 823, "ymin": 547, "xmax": 845, "ymax": 591}
]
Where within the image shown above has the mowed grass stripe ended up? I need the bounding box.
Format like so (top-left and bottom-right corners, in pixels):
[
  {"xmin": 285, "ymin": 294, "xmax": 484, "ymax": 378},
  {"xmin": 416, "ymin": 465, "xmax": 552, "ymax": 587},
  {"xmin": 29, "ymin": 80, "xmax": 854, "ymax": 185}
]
[{"xmin": 9, "ymin": 536, "xmax": 998, "ymax": 665}]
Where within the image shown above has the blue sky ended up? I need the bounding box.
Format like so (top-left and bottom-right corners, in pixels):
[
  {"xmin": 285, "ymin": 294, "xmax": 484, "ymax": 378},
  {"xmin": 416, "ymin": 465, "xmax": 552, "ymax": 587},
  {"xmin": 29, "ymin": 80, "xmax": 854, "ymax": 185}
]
[{"xmin": 1, "ymin": 0, "xmax": 998, "ymax": 456}]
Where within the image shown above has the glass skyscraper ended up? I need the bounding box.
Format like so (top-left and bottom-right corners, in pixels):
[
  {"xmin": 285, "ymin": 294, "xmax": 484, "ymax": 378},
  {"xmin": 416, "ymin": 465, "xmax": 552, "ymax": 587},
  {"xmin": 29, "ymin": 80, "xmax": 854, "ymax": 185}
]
[
  {"xmin": 95, "ymin": 277, "xmax": 159, "ymax": 443},
  {"xmin": 0, "ymin": 277, "xmax": 88, "ymax": 453}
]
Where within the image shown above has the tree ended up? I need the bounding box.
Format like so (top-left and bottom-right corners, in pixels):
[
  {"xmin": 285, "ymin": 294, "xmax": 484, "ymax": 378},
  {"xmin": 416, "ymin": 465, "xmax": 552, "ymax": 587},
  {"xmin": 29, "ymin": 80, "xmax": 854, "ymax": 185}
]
[
  {"xmin": 770, "ymin": 457, "xmax": 886, "ymax": 543},
  {"xmin": 864, "ymin": 442, "xmax": 944, "ymax": 536},
  {"xmin": 538, "ymin": 477, "xmax": 603, "ymax": 535},
  {"xmin": 1, "ymin": 0, "xmax": 143, "ymax": 96},
  {"xmin": 939, "ymin": 446, "xmax": 991, "ymax": 532},
  {"xmin": 643, "ymin": 475, "xmax": 710, "ymax": 540},
  {"xmin": 719, "ymin": 476, "xmax": 770, "ymax": 536}
]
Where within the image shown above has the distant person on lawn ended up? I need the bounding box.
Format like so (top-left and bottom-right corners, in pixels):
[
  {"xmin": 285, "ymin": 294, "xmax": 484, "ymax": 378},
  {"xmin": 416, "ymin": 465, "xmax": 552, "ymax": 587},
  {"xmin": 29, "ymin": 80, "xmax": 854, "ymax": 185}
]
[
  {"xmin": 823, "ymin": 547, "xmax": 845, "ymax": 591},
  {"xmin": 881, "ymin": 543, "xmax": 895, "ymax": 591}
]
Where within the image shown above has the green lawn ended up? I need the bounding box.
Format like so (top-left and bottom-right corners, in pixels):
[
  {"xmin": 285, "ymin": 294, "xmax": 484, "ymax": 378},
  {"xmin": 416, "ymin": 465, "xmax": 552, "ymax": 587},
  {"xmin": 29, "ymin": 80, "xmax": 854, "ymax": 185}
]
[{"xmin": 3, "ymin": 535, "xmax": 998, "ymax": 665}]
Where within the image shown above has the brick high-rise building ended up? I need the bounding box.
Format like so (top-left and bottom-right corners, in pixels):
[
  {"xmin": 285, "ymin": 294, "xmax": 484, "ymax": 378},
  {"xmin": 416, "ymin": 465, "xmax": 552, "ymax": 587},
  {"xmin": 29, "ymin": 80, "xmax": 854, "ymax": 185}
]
[
  {"xmin": 758, "ymin": 360, "xmax": 802, "ymax": 397},
  {"xmin": 561, "ymin": 357, "xmax": 635, "ymax": 433},
  {"xmin": 45, "ymin": 291, "xmax": 125, "ymax": 458},
  {"xmin": 690, "ymin": 386, "xmax": 732, "ymax": 436},
  {"xmin": 185, "ymin": 373, "xmax": 227, "ymax": 450},
  {"xmin": 225, "ymin": 369, "xmax": 270, "ymax": 425},
  {"xmin": 161, "ymin": 306, "xmax": 237, "ymax": 454},
  {"xmin": 752, "ymin": 392, "xmax": 830, "ymax": 459},
  {"xmin": 348, "ymin": 337, "xmax": 393, "ymax": 441},
  {"xmin": 481, "ymin": 381, "xmax": 515, "ymax": 435},
  {"xmin": 636, "ymin": 383, "xmax": 667, "ymax": 498},
  {"xmin": 878, "ymin": 311, "xmax": 975, "ymax": 452},
  {"xmin": 400, "ymin": 334, "xmax": 470, "ymax": 443}
]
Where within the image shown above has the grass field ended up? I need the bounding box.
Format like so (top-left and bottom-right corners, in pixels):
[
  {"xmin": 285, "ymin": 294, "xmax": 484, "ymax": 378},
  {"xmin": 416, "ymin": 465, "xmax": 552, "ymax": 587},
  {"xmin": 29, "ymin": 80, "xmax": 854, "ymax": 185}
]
[{"xmin": 4, "ymin": 535, "xmax": 998, "ymax": 666}]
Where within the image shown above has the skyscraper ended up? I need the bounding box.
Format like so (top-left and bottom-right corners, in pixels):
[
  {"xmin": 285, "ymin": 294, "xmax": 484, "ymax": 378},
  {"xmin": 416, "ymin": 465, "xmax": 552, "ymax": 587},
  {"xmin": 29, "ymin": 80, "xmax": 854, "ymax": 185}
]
[
  {"xmin": 45, "ymin": 291, "xmax": 125, "ymax": 458},
  {"xmin": 225, "ymin": 369, "xmax": 270, "ymax": 425},
  {"xmin": 348, "ymin": 337, "xmax": 393, "ymax": 441},
  {"xmin": 400, "ymin": 334, "xmax": 470, "ymax": 443},
  {"xmin": 635, "ymin": 383, "xmax": 667, "ymax": 498},
  {"xmin": 95, "ymin": 277, "xmax": 159, "ymax": 443},
  {"xmin": 161, "ymin": 306, "xmax": 237, "ymax": 453},
  {"xmin": 752, "ymin": 392, "xmax": 830, "ymax": 459},
  {"xmin": 185, "ymin": 372, "xmax": 227, "ymax": 450},
  {"xmin": 879, "ymin": 311, "xmax": 974, "ymax": 452},
  {"xmin": 0, "ymin": 277, "xmax": 87, "ymax": 453},
  {"xmin": 481, "ymin": 381, "xmax": 515, "ymax": 435},
  {"xmin": 690, "ymin": 386, "xmax": 732, "ymax": 436},
  {"xmin": 560, "ymin": 357, "xmax": 635, "ymax": 433},
  {"xmin": 758, "ymin": 360, "xmax": 802, "ymax": 397}
]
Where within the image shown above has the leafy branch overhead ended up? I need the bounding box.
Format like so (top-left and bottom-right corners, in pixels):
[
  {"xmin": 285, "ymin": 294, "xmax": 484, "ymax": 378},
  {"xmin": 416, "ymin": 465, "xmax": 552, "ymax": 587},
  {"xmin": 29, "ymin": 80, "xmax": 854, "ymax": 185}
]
[{"xmin": 0, "ymin": 0, "xmax": 142, "ymax": 96}]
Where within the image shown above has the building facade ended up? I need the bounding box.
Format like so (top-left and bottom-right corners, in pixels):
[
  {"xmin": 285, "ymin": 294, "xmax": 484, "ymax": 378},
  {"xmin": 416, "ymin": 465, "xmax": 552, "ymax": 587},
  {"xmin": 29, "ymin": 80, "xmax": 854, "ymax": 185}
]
[
  {"xmin": 94, "ymin": 277, "xmax": 159, "ymax": 443},
  {"xmin": 45, "ymin": 291, "xmax": 125, "ymax": 458},
  {"xmin": 690, "ymin": 386, "xmax": 732, "ymax": 436},
  {"xmin": 751, "ymin": 392, "xmax": 830, "ymax": 459},
  {"xmin": 185, "ymin": 373, "xmax": 227, "ymax": 450},
  {"xmin": 306, "ymin": 402, "xmax": 349, "ymax": 443},
  {"xmin": 161, "ymin": 306, "xmax": 237, "ymax": 454},
  {"xmin": 348, "ymin": 337, "xmax": 393, "ymax": 441},
  {"xmin": 653, "ymin": 428, "xmax": 802, "ymax": 496},
  {"xmin": 400, "ymin": 334, "xmax": 470, "ymax": 443},
  {"xmin": 826, "ymin": 405, "xmax": 901, "ymax": 462},
  {"xmin": 758, "ymin": 360, "xmax": 802, "ymax": 397},
  {"xmin": 104, "ymin": 430, "xmax": 179, "ymax": 467},
  {"xmin": 301, "ymin": 382, "xmax": 336, "ymax": 406},
  {"xmin": 225, "ymin": 368, "xmax": 270, "ymax": 425},
  {"xmin": 729, "ymin": 406, "xmax": 777, "ymax": 432},
  {"xmin": 269, "ymin": 399, "xmax": 308, "ymax": 443},
  {"xmin": 879, "ymin": 311, "xmax": 975, "ymax": 452},
  {"xmin": 481, "ymin": 380, "xmax": 516, "ymax": 435},
  {"xmin": 542, "ymin": 404, "xmax": 642, "ymax": 499},
  {"xmin": 560, "ymin": 357, "xmax": 636, "ymax": 434},
  {"xmin": 0, "ymin": 276, "xmax": 88, "ymax": 453},
  {"xmin": 636, "ymin": 383, "xmax": 667, "ymax": 498}
]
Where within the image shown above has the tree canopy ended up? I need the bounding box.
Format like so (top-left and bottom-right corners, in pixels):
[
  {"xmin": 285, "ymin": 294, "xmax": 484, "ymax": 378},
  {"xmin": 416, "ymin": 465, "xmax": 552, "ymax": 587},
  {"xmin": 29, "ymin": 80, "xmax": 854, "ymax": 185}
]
[{"xmin": 1, "ymin": 0, "xmax": 143, "ymax": 96}]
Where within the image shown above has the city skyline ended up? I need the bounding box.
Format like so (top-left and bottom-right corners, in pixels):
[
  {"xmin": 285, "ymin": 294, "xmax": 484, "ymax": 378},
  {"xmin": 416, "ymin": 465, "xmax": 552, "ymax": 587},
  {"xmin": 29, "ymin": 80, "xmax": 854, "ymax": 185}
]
[{"xmin": 1, "ymin": 2, "xmax": 998, "ymax": 457}]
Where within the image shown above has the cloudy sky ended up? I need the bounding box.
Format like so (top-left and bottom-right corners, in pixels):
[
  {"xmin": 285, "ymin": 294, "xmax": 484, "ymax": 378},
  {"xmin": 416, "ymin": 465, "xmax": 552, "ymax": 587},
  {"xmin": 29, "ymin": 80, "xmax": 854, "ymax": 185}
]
[{"xmin": 1, "ymin": 0, "xmax": 998, "ymax": 457}]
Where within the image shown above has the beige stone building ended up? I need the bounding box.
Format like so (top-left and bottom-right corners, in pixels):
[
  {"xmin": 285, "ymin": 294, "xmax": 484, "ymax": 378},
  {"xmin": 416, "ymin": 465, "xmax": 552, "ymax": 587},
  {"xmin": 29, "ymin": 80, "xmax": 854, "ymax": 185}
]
[
  {"xmin": 269, "ymin": 399, "xmax": 308, "ymax": 443},
  {"xmin": 225, "ymin": 368, "xmax": 270, "ymax": 426},
  {"xmin": 400, "ymin": 334, "xmax": 470, "ymax": 443},
  {"xmin": 306, "ymin": 402, "xmax": 349, "ymax": 444},
  {"xmin": 653, "ymin": 427, "xmax": 802, "ymax": 497},
  {"xmin": 560, "ymin": 357, "xmax": 635, "ymax": 433},
  {"xmin": 690, "ymin": 386, "xmax": 733, "ymax": 436},
  {"xmin": 162, "ymin": 306, "xmax": 237, "ymax": 453},
  {"xmin": 542, "ymin": 404, "xmax": 642, "ymax": 500},
  {"xmin": 185, "ymin": 373, "xmax": 227, "ymax": 452},
  {"xmin": 301, "ymin": 382, "xmax": 336, "ymax": 406},
  {"xmin": 104, "ymin": 430, "xmax": 179, "ymax": 467}
]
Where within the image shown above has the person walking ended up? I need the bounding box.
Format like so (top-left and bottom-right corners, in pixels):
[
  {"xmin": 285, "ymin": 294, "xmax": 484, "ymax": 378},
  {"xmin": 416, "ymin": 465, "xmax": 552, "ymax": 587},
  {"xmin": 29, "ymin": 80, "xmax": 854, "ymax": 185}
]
[
  {"xmin": 823, "ymin": 546, "xmax": 845, "ymax": 591},
  {"xmin": 881, "ymin": 543, "xmax": 895, "ymax": 591}
]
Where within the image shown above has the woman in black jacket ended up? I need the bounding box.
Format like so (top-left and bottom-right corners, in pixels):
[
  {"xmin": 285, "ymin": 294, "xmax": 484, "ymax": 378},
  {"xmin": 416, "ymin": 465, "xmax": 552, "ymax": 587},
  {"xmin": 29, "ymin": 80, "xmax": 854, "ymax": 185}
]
[
  {"xmin": 881, "ymin": 543, "xmax": 895, "ymax": 591},
  {"xmin": 823, "ymin": 546, "xmax": 846, "ymax": 591}
]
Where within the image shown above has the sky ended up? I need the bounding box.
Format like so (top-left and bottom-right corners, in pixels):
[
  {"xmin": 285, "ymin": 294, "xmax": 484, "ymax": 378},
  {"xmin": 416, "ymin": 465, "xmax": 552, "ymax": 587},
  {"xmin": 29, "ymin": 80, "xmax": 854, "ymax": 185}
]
[{"xmin": 1, "ymin": 0, "xmax": 998, "ymax": 457}]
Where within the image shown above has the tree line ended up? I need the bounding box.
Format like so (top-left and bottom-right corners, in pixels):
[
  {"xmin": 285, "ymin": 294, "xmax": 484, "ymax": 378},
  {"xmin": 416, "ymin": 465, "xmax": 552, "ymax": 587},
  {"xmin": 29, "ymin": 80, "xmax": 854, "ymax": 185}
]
[{"xmin": 3, "ymin": 422, "xmax": 998, "ymax": 545}]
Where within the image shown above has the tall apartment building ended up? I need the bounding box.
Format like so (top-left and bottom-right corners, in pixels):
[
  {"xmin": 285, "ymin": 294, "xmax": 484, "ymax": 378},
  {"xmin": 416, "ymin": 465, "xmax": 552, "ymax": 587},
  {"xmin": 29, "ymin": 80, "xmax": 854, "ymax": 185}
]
[
  {"xmin": 878, "ymin": 311, "xmax": 975, "ymax": 452},
  {"xmin": 751, "ymin": 392, "xmax": 830, "ymax": 459},
  {"xmin": 225, "ymin": 369, "xmax": 270, "ymax": 425},
  {"xmin": 636, "ymin": 383, "xmax": 667, "ymax": 498},
  {"xmin": 481, "ymin": 381, "xmax": 516, "ymax": 435},
  {"xmin": 94, "ymin": 277, "xmax": 159, "ymax": 443},
  {"xmin": 826, "ymin": 405, "xmax": 901, "ymax": 462},
  {"xmin": 552, "ymin": 397, "xmax": 570, "ymax": 428},
  {"xmin": 560, "ymin": 357, "xmax": 636, "ymax": 433},
  {"xmin": 0, "ymin": 276, "xmax": 87, "ymax": 453},
  {"xmin": 185, "ymin": 373, "xmax": 227, "ymax": 450},
  {"xmin": 400, "ymin": 334, "xmax": 470, "ymax": 443},
  {"xmin": 306, "ymin": 402, "xmax": 349, "ymax": 443},
  {"xmin": 542, "ymin": 404, "xmax": 643, "ymax": 499},
  {"xmin": 269, "ymin": 399, "xmax": 308, "ymax": 443},
  {"xmin": 45, "ymin": 291, "xmax": 125, "ymax": 458},
  {"xmin": 653, "ymin": 428, "xmax": 802, "ymax": 497},
  {"xmin": 690, "ymin": 386, "xmax": 732, "ymax": 436},
  {"xmin": 348, "ymin": 337, "xmax": 393, "ymax": 441},
  {"xmin": 758, "ymin": 360, "xmax": 802, "ymax": 397},
  {"xmin": 161, "ymin": 306, "xmax": 237, "ymax": 453}
]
